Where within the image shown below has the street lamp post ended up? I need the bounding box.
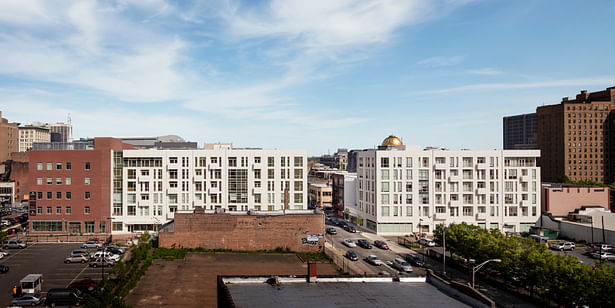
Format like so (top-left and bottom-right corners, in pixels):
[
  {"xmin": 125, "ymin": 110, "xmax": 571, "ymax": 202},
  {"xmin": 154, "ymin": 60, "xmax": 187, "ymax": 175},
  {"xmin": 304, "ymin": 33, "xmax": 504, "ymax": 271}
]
[
  {"xmin": 472, "ymin": 259, "xmax": 501, "ymax": 289},
  {"xmin": 442, "ymin": 225, "xmax": 446, "ymax": 276}
]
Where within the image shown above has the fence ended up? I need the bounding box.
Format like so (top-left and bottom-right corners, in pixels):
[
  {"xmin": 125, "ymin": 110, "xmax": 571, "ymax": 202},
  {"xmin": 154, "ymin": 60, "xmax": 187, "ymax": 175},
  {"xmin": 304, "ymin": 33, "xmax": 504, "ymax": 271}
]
[{"xmin": 25, "ymin": 234, "xmax": 110, "ymax": 243}]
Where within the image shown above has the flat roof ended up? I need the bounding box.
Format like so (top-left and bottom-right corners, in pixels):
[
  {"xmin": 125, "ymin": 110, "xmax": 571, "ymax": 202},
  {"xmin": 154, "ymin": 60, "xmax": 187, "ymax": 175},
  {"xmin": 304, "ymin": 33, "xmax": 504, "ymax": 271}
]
[{"xmin": 223, "ymin": 279, "xmax": 472, "ymax": 307}]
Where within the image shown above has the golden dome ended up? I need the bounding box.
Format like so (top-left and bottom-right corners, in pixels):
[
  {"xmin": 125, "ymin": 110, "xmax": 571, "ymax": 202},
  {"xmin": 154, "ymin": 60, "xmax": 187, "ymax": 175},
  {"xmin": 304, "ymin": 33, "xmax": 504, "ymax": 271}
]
[{"xmin": 381, "ymin": 135, "xmax": 403, "ymax": 146}]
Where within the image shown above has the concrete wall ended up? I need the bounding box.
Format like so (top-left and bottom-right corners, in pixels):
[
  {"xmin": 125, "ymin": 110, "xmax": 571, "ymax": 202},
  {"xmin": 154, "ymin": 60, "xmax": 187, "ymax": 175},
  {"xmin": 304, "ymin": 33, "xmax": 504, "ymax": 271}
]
[
  {"xmin": 542, "ymin": 186, "xmax": 610, "ymax": 216},
  {"xmin": 539, "ymin": 214, "xmax": 615, "ymax": 245},
  {"xmin": 159, "ymin": 212, "xmax": 325, "ymax": 252}
]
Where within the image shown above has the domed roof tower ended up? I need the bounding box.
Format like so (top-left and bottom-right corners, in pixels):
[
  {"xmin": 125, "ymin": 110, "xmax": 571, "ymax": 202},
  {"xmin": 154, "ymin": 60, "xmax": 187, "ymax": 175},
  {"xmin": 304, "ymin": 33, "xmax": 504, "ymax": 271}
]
[{"xmin": 381, "ymin": 135, "xmax": 403, "ymax": 147}]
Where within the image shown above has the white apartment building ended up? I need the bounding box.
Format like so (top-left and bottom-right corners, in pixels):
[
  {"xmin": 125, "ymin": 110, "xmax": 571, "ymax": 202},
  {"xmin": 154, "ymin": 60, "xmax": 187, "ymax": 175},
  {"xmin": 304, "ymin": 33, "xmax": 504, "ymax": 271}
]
[
  {"xmin": 353, "ymin": 135, "xmax": 541, "ymax": 235},
  {"xmin": 18, "ymin": 125, "xmax": 50, "ymax": 152},
  {"xmin": 110, "ymin": 144, "xmax": 307, "ymax": 233}
]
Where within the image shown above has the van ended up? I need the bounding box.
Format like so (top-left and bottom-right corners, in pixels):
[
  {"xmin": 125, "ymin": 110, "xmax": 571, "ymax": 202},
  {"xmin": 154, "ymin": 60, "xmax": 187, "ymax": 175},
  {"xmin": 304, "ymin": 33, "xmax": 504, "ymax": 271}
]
[{"xmin": 44, "ymin": 288, "xmax": 85, "ymax": 307}]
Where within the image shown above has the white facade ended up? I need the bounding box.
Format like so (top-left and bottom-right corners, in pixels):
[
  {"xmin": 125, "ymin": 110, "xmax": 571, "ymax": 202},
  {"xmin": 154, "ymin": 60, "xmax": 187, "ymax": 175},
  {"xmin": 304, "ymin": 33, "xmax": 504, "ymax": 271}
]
[
  {"xmin": 110, "ymin": 144, "xmax": 308, "ymax": 233},
  {"xmin": 18, "ymin": 126, "xmax": 50, "ymax": 152},
  {"xmin": 355, "ymin": 147, "xmax": 541, "ymax": 235}
]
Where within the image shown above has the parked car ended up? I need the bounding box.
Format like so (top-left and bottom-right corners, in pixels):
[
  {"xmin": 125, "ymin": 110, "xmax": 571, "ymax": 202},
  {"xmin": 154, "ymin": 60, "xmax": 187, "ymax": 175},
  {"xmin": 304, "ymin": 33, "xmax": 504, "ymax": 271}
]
[
  {"xmin": 591, "ymin": 251, "xmax": 615, "ymax": 261},
  {"xmin": 591, "ymin": 243, "xmax": 614, "ymax": 252},
  {"xmin": 44, "ymin": 288, "xmax": 85, "ymax": 307},
  {"xmin": 393, "ymin": 258, "xmax": 413, "ymax": 272},
  {"xmin": 402, "ymin": 253, "xmax": 425, "ymax": 267},
  {"xmin": 365, "ymin": 255, "xmax": 383, "ymax": 266},
  {"xmin": 91, "ymin": 251, "xmax": 120, "ymax": 262},
  {"xmin": 68, "ymin": 279, "xmax": 98, "ymax": 294},
  {"xmin": 0, "ymin": 250, "xmax": 8, "ymax": 257},
  {"xmin": 344, "ymin": 225, "xmax": 357, "ymax": 233},
  {"xmin": 71, "ymin": 249, "xmax": 90, "ymax": 257},
  {"xmin": 89, "ymin": 258, "xmax": 116, "ymax": 268},
  {"xmin": 10, "ymin": 293, "xmax": 44, "ymax": 306},
  {"xmin": 326, "ymin": 227, "xmax": 337, "ymax": 235},
  {"xmin": 374, "ymin": 240, "xmax": 389, "ymax": 250},
  {"xmin": 418, "ymin": 238, "xmax": 436, "ymax": 247},
  {"xmin": 81, "ymin": 241, "xmax": 103, "ymax": 249},
  {"xmin": 106, "ymin": 245, "xmax": 126, "ymax": 254},
  {"xmin": 104, "ymin": 246, "xmax": 124, "ymax": 255},
  {"xmin": 3, "ymin": 239, "xmax": 26, "ymax": 249},
  {"xmin": 357, "ymin": 239, "xmax": 372, "ymax": 249},
  {"xmin": 0, "ymin": 264, "xmax": 8, "ymax": 273},
  {"xmin": 343, "ymin": 239, "xmax": 357, "ymax": 248},
  {"xmin": 551, "ymin": 242, "xmax": 575, "ymax": 251},
  {"xmin": 345, "ymin": 250, "xmax": 358, "ymax": 261},
  {"xmin": 65, "ymin": 255, "xmax": 90, "ymax": 264}
]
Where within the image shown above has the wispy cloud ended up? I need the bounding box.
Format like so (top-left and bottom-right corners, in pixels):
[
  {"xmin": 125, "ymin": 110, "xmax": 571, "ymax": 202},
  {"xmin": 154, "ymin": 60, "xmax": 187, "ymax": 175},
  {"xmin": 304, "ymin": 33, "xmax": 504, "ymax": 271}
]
[
  {"xmin": 466, "ymin": 67, "xmax": 504, "ymax": 75},
  {"xmin": 425, "ymin": 76, "xmax": 615, "ymax": 94},
  {"xmin": 417, "ymin": 55, "xmax": 463, "ymax": 67}
]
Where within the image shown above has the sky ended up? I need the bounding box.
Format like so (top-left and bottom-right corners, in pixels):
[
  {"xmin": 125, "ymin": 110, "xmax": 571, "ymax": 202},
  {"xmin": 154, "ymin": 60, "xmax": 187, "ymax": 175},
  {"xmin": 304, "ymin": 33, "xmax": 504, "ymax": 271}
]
[{"xmin": 1, "ymin": 0, "xmax": 614, "ymax": 156}]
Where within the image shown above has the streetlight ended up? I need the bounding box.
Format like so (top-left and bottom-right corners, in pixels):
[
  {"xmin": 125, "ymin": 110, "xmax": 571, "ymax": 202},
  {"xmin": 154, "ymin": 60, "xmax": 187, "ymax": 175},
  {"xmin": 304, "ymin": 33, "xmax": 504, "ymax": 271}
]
[
  {"xmin": 442, "ymin": 225, "xmax": 446, "ymax": 276},
  {"xmin": 472, "ymin": 259, "xmax": 501, "ymax": 289}
]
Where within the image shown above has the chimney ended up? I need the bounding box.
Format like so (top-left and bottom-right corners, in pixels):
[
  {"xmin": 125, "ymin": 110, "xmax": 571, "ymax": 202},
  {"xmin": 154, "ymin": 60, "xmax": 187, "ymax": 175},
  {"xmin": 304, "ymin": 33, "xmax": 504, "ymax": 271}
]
[{"xmin": 307, "ymin": 261, "xmax": 317, "ymax": 282}]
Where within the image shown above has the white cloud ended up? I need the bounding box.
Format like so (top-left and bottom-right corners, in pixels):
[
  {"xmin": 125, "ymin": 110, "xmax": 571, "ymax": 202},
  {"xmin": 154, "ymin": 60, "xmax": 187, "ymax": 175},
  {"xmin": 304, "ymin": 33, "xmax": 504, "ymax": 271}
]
[
  {"xmin": 417, "ymin": 55, "xmax": 463, "ymax": 67},
  {"xmin": 466, "ymin": 67, "xmax": 504, "ymax": 75},
  {"xmin": 426, "ymin": 76, "xmax": 615, "ymax": 94}
]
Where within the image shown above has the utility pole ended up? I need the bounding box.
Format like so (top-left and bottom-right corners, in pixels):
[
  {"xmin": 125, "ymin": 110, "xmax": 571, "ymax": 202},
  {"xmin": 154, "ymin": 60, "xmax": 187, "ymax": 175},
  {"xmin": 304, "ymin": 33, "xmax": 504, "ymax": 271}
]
[{"xmin": 442, "ymin": 225, "xmax": 446, "ymax": 277}]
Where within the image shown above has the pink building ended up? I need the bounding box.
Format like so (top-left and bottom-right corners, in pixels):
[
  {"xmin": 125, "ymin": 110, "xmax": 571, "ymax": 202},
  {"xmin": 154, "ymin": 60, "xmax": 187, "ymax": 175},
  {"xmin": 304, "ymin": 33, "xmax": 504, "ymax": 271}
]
[{"xmin": 542, "ymin": 184, "xmax": 611, "ymax": 216}]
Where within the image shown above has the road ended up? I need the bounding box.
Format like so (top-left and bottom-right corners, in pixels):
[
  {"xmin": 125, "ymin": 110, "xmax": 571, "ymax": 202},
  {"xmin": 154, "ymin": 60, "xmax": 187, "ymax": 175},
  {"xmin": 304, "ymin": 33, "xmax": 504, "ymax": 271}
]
[{"xmin": 323, "ymin": 221, "xmax": 426, "ymax": 277}]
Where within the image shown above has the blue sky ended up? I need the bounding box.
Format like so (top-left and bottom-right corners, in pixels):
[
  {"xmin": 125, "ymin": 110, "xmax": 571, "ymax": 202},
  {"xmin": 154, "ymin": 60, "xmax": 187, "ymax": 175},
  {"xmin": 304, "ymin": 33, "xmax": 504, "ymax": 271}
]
[{"xmin": 1, "ymin": 0, "xmax": 614, "ymax": 155}]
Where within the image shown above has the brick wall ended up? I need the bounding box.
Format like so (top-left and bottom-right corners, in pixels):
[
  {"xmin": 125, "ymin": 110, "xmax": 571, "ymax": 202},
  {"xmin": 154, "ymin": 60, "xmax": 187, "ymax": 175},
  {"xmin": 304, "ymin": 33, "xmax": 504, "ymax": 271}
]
[{"xmin": 159, "ymin": 212, "xmax": 325, "ymax": 252}]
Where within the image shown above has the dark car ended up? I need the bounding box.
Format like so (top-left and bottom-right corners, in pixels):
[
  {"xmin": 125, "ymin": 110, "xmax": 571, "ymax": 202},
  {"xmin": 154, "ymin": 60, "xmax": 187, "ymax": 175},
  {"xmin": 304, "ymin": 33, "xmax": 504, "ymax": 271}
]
[
  {"xmin": 357, "ymin": 239, "xmax": 372, "ymax": 249},
  {"xmin": 45, "ymin": 288, "xmax": 85, "ymax": 307},
  {"xmin": 10, "ymin": 293, "xmax": 44, "ymax": 306},
  {"xmin": 374, "ymin": 240, "xmax": 389, "ymax": 250},
  {"xmin": 326, "ymin": 227, "xmax": 337, "ymax": 235},
  {"xmin": 402, "ymin": 253, "xmax": 425, "ymax": 267},
  {"xmin": 104, "ymin": 246, "xmax": 124, "ymax": 255},
  {"xmin": 344, "ymin": 225, "xmax": 357, "ymax": 233},
  {"xmin": 0, "ymin": 264, "xmax": 8, "ymax": 273},
  {"xmin": 345, "ymin": 250, "xmax": 358, "ymax": 261},
  {"xmin": 68, "ymin": 279, "xmax": 98, "ymax": 294}
]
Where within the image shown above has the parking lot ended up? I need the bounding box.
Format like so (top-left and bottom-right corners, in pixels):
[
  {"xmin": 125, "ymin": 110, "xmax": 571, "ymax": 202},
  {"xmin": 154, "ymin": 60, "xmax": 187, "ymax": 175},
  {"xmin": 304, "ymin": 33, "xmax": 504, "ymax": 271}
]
[
  {"xmin": 324, "ymin": 220, "xmax": 426, "ymax": 277},
  {"xmin": 0, "ymin": 243, "xmax": 112, "ymax": 305}
]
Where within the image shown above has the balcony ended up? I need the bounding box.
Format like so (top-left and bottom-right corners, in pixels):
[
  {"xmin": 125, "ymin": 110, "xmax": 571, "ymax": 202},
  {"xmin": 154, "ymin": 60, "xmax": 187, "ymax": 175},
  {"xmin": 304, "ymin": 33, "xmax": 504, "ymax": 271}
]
[
  {"xmin": 193, "ymin": 174, "xmax": 204, "ymax": 182},
  {"xmin": 166, "ymin": 187, "xmax": 180, "ymax": 194},
  {"xmin": 208, "ymin": 186, "xmax": 220, "ymax": 194},
  {"xmin": 448, "ymin": 200, "xmax": 462, "ymax": 206},
  {"xmin": 435, "ymin": 162, "xmax": 447, "ymax": 169},
  {"xmin": 476, "ymin": 212, "xmax": 487, "ymax": 220},
  {"xmin": 476, "ymin": 163, "xmax": 488, "ymax": 170},
  {"xmin": 520, "ymin": 175, "xmax": 530, "ymax": 182},
  {"xmin": 434, "ymin": 212, "xmax": 449, "ymax": 220},
  {"xmin": 520, "ymin": 200, "xmax": 531, "ymax": 207},
  {"xmin": 476, "ymin": 188, "xmax": 488, "ymax": 195},
  {"xmin": 448, "ymin": 175, "xmax": 460, "ymax": 182},
  {"xmin": 138, "ymin": 174, "xmax": 152, "ymax": 181},
  {"xmin": 252, "ymin": 187, "xmax": 264, "ymax": 194}
]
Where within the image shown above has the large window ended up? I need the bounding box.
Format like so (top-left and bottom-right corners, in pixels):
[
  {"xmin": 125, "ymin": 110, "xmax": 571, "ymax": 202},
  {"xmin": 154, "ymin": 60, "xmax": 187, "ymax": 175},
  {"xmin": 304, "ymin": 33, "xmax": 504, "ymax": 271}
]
[
  {"xmin": 228, "ymin": 169, "xmax": 248, "ymax": 203},
  {"xmin": 32, "ymin": 221, "xmax": 62, "ymax": 232},
  {"xmin": 112, "ymin": 222, "xmax": 123, "ymax": 231},
  {"xmin": 85, "ymin": 221, "xmax": 95, "ymax": 233}
]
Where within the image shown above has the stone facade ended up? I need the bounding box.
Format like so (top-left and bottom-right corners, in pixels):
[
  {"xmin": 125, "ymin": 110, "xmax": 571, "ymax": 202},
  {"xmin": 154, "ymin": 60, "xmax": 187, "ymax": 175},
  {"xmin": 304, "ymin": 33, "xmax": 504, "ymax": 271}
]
[{"xmin": 159, "ymin": 211, "xmax": 324, "ymax": 252}]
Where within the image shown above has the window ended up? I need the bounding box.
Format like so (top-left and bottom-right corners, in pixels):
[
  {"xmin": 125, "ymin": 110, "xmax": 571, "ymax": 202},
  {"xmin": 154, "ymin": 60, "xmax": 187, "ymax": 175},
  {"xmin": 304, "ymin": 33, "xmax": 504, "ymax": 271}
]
[
  {"xmin": 46, "ymin": 177, "xmax": 52, "ymax": 185},
  {"xmin": 84, "ymin": 206, "xmax": 90, "ymax": 214},
  {"xmin": 112, "ymin": 222, "xmax": 123, "ymax": 231},
  {"xmin": 381, "ymin": 206, "xmax": 390, "ymax": 216},
  {"xmin": 294, "ymin": 181, "xmax": 303, "ymax": 191},
  {"xmin": 294, "ymin": 156, "xmax": 303, "ymax": 167},
  {"xmin": 99, "ymin": 222, "xmax": 106, "ymax": 233},
  {"xmin": 85, "ymin": 192, "xmax": 90, "ymax": 200},
  {"xmin": 85, "ymin": 222, "xmax": 95, "ymax": 233},
  {"xmin": 169, "ymin": 157, "xmax": 178, "ymax": 164},
  {"xmin": 46, "ymin": 207, "xmax": 52, "ymax": 214},
  {"xmin": 46, "ymin": 192, "xmax": 52, "ymax": 200},
  {"xmin": 37, "ymin": 177, "xmax": 43, "ymax": 185},
  {"xmin": 294, "ymin": 193, "xmax": 302, "ymax": 203},
  {"xmin": 46, "ymin": 163, "xmax": 52, "ymax": 170},
  {"xmin": 56, "ymin": 177, "xmax": 62, "ymax": 185},
  {"xmin": 85, "ymin": 162, "xmax": 91, "ymax": 170},
  {"xmin": 66, "ymin": 162, "xmax": 71, "ymax": 170},
  {"xmin": 56, "ymin": 162, "xmax": 62, "ymax": 170},
  {"xmin": 381, "ymin": 170, "xmax": 389, "ymax": 180},
  {"xmin": 66, "ymin": 192, "xmax": 71, "ymax": 200},
  {"xmin": 37, "ymin": 207, "xmax": 42, "ymax": 214},
  {"xmin": 37, "ymin": 162, "xmax": 43, "ymax": 170},
  {"xmin": 56, "ymin": 192, "xmax": 62, "ymax": 199},
  {"xmin": 168, "ymin": 194, "xmax": 178, "ymax": 204},
  {"xmin": 56, "ymin": 206, "xmax": 61, "ymax": 214},
  {"xmin": 65, "ymin": 177, "xmax": 71, "ymax": 185},
  {"xmin": 380, "ymin": 157, "xmax": 389, "ymax": 168},
  {"xmin": 294, "ymin": 169, "xmax": 303, "ymax": 179},
  {"xmin": 32, "ymin": 221, "xmax": 62, "ymax": 232},
  {"xmin": 66, "ymin": 206, "xmax": 71, "ymax": 214},
  {"xmin": 84, "ymin": 177, "xmax": 90, "ymax": 185}
]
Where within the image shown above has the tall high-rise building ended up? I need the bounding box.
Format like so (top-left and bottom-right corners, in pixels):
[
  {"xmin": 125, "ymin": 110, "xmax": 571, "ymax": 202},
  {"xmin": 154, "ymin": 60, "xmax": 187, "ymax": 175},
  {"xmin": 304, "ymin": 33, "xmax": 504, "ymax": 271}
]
[
  {"xmin": 537, "ymin": 87, "xmax": 615, "ymax": 183},
  {"xmin": 503, "ymin": 113, "xmax": 537, "ymax": 149},
  {"xmin": 0, "ymin": 111, "xmax": 19, "ymax": 161},
  {"xmin": 46, "ymin": 122, "xmax": 72, "ymax": 142}
]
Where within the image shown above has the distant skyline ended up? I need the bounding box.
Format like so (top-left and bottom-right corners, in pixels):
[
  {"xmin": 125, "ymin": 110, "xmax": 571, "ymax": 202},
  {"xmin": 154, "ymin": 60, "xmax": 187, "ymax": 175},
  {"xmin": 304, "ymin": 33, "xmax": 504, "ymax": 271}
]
[{"xmin": 1, "ymin": 0, "xmax": 614, "ymax": 155}]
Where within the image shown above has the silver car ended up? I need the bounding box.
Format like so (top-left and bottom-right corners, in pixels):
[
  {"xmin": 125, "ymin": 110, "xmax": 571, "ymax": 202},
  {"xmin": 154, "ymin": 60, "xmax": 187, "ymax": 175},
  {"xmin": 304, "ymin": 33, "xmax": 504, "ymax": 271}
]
[
  {"xmin": 366, "ymin": 255, "xmax": 383, "ymax": 266},
  {"xmin": 393, "ymin": 258, "xmax": 413, "ymax": 272},
  {"xmin": 81, "ymin": 241, "xmax": 102, "ymax": 249},
  {"xmin": 10, "ymin": 293, "xmax": 44, "ymax": 306},
  {"xmin": 65, "ymin": 255, "xmax": 89, "ymax": 263}
]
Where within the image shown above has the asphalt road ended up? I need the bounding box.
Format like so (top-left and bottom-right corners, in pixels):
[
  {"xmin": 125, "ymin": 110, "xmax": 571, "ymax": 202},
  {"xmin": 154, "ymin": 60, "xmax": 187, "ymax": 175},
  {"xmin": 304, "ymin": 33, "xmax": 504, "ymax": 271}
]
[
  {"xmin": 549, "ymin": 246, "xmax": 615, "ymax": 267},
  {"xmin": 324, "ymin": 222, "xmax": 426, "ymax": 277},
  {"xmin": 0, "ymin": 243, "xmax": 112, "ymax": 306}
]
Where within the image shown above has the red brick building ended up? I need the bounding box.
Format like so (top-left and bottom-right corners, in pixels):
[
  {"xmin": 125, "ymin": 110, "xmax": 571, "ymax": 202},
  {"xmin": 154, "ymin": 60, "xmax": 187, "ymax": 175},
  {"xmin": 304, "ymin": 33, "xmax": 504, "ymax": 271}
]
[{"xmin": 28, "ymin": 138, "xmax": 132, "ymax": 234}]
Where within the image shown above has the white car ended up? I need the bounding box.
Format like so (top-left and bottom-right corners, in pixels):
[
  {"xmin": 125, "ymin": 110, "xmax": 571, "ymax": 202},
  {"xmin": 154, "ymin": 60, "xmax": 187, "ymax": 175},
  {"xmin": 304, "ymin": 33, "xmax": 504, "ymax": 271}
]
[
  {"xmin": 343, "ymin": 239, "xmax": 357, "ymax": 248},
  {"xmin": 0, "ymin": 250, "xmax": 8, "ymax": 257},
  {"xmin": 551, "ymin": 242, "xmax": 575, "ymax": 251},
  {"xmin": 91, "ymin": 251, "xmax": 120, "ymax": 262},
  {"xmin": 418, "ymin": 238, "xmax": 436, "ymax": 247},
  {"xmin": 591, "ymin": 251, "xmax": 615, "ymax": 261},
  {"xmin": 393, "ymin": 258, "xmax": 413, "ymax": 272}
]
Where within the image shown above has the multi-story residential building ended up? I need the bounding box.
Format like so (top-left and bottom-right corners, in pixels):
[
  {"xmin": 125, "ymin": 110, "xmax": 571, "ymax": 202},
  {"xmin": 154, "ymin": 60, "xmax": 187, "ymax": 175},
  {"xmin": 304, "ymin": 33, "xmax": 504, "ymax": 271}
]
[
  {"xmin": 354, "ymin": 135, "xmax": 541, "ymax": 235},
  {"xmin": 19, "ymin": 125, "xmax": 50, "ymax": 152},
  {"xmin": 334, "ymin": 149, "xmax": 348, "ymax": 170},
  {"xmin": 308, "ymin": 182, "xmax": 332, "ymax": 209},
  {"xmin": 537, "ymin": 87, "xmax": 615, "ymax": 183},
  {"xmin": 331, "ymin": 172, "xmax": 357, "ymax": 219},
  {"xmin": 0, "ymin": 111, "xmax": 19, "ymax": 161},
  {"xmin": 28, "ymin": 138, "xmax": 133, "ymax": 234},
  {"xmin": 503, "ymin": 113, "xmax": 537, "ymax": 149},
  {"xmin": 110, "ymin": 144, "xmax": 307, "ymax": 234}
]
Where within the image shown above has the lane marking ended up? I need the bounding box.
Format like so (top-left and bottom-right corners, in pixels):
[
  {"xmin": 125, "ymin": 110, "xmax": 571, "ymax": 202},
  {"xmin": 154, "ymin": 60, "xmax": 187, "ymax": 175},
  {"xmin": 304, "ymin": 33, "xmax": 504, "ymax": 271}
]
[{"xmin": 67, "ymin": 263, "xmax": 91, "ymax": 286}]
